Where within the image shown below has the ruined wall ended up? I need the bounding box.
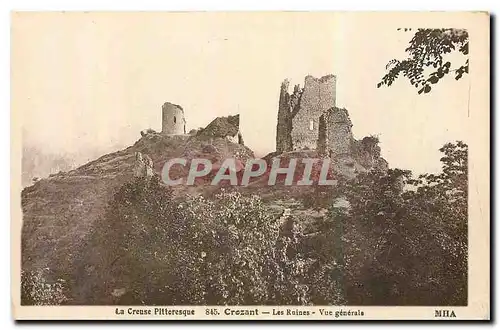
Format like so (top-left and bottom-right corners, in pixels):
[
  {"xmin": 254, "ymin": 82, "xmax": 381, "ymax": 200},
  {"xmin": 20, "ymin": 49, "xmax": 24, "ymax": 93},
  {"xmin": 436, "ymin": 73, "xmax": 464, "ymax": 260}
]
[
  {"xmin": 198, "ymin": 114, "xmax": 240, "ymax": 139},
  {"xmin": 326, "ymin": 107, "xmax": 354, "ymax": 156},
  {"xmin": 162, "ymin": 102, "xmax": 186, "ymax": 135},
  {"xmin": 317, "ymin": 113, "xmax": 328, "ymax": 156},
  {"xmin": 274, "ymin": 74, "xmax": 389, "ymax": 177},
  {"xmin": 321, "ymin": 107, "xmax": 355, "ymax": 178},
  {"xmin": 276, "ymin": 80, "xmax": 293, "ymax": 153},
  {"xmin": 291, "ymin": 75, "xmax": 336, "ymax": 150}
]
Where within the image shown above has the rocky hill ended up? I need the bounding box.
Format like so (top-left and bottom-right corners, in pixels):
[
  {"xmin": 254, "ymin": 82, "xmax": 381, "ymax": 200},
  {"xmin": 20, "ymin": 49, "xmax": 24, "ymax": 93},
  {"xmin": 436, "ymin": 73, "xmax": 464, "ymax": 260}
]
[
  {"xmin": 21, "ymin": 76, "xmax": 389, "ymax": 304},
  {"xmin": 21, "ymin": 128, "xmax": 254, "ymax": 301}
]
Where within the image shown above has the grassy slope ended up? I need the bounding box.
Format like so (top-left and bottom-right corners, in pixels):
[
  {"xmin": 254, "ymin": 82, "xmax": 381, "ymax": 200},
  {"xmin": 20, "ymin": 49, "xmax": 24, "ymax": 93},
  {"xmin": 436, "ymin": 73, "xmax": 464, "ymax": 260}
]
[{"xmin": 20, "ymin": 132, "xmax": 254, "ymax": 303}]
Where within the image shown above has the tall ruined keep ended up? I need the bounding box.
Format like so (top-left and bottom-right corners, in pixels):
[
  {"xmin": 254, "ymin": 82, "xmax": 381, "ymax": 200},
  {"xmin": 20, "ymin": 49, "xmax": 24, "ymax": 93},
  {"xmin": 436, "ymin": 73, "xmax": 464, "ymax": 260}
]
[
  {"xmin": 276, "ymin": 74, "xmax": 339, "ymax": 154},
  {"xmin": 291, "ymin": 75, "xmax": 337, "ymax": 150},
  {"xmin": 162, "ymin": 102, "xmax": 186, "ymax": 135},
  {"xmin": 276, "ymin": 74, "xmax": 388, "ymax": 176}
]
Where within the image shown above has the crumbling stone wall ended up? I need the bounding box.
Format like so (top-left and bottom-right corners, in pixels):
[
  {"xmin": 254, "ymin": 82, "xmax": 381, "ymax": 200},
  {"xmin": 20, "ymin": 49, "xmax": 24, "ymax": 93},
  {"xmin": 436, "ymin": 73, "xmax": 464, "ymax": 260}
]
[
  {"xmin": 276, "ymin": 80, "xmax": 297, "ymax": 153},
  {"xmin": 291, "ymin": 75, "xmax": 336, "ymax": 151},
  {"xmin": 276, "ymin": 75, "xmax": 336, "ymax": 153},
  {"xmin": 317, "ymin": 113, "xmax": 328, "ymax": 156},
  {"xmin": 351, "ymin": 135, "xmax": 384, "ymax": 170},
  {"xmin": 326, "ymin": 107, "xmax": 354, "ymax": 156},
  {"xmin": 274, "ymin": 74, "xmax": 389, "ymax": 177},
  {"xmin": 197, "ymin": 114, "xmax": 244, "ymax": 145}
]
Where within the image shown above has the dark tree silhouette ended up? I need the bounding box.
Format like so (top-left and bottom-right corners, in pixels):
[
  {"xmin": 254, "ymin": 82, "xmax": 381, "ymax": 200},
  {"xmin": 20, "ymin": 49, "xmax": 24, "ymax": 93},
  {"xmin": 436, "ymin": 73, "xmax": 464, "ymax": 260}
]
[
  {"xmin": 327, "ymin": 141, "xmax": 468, "ymax": 305},
  {"xmin": 378, "ymin": 28, "xmax": 469, "ymax": 94}
]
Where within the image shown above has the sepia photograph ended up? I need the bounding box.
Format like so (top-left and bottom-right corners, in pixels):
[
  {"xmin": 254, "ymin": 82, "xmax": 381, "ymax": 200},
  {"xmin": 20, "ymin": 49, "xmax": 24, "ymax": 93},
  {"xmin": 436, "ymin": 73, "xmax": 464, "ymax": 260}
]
[{"xmin": 11, "ymin": 11, "xmax": 490, "ymax": 320}]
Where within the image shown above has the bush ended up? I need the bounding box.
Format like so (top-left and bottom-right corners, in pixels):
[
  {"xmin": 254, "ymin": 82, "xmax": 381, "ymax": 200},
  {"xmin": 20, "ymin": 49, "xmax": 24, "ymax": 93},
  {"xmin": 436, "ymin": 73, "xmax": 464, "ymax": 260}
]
[
  {"xmin": 81, "ymin": 142, "xmax": 466, "ymax": 306},
  {"xmin": 89, "ymin": 177, "xmax": 310, "ymax": 305},
  {"xmin": 326, "ymin": 142, "xmax": 468, "ymax": 305},
  {"xmin": 21, "ymin": 269, "xmax": 67, "ymax": 305}
]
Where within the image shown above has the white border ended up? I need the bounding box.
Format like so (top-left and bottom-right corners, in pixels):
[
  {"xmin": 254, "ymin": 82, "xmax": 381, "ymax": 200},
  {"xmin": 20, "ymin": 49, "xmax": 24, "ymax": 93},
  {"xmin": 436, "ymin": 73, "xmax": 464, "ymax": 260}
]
[{"xmin": 4, "ymin": 1, "xmax": 498, "ymax": 329}]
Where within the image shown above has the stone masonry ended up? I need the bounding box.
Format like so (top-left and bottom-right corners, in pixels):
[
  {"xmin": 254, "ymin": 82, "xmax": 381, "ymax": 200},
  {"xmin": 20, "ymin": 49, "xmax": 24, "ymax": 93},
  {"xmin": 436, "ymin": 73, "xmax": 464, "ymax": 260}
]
[
  {"xmin": 291, "ymin": 75, "xmax": 336, "ymax": 151},
  {"xmin": 162, "ymin": 102, "xmax": 186, "ymax": 135},
  {"xmin": 275, "ymin": 74, "xmax": 388, "ymax": 176},
  {"xmin": 276, "ymin": 74, "xmax": 339, "ymax": 154}
]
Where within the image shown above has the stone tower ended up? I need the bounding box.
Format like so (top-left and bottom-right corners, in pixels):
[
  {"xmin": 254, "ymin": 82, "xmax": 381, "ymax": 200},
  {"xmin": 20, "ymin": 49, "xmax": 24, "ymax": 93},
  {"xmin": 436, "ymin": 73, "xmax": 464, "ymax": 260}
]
[
  {"xmin": 274, "ymin": 74, "xmax": 389, "ymax": 178},
  {"xmin": 290, "ymin": 75, "xmax": 336, "ymax": 150},
  {"xmin": 162, "ymin": 102, "xmax": 186, "ymax": 135},
  {"xmin": 276, "ymin": 75, "xmax": 337, "ymax": 153}
]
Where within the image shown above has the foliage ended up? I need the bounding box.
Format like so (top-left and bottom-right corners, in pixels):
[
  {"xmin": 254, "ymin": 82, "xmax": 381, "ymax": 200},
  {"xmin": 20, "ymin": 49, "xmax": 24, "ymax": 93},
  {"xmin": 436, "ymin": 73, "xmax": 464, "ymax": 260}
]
[
  {"xmin": 305, "ymin": 207, "xmax": 347, "ymax": 305},
  {"xmin": 86, "ymin": 175, "xmax": 178, "ymax": 304},
  {"xmin": 21, "ymin": 269, "xmax": 67, "ymax": 305},
  {"xmin": 81, "ymin": 142, "xmax": 466, "ymax": 306},
  {"xmin": 174, "ymin": 191, "xmax": 281, "ymax": 305},
  {"xmin": 328, "ymin": 141, "xmax": 467, "ymax": 305},
  {"xmin": 90, "ymin": 176, "xmax": 314, "ymax": 305},
  {"xmin": 267, "ymin": 217, "xmax": 318, "ymax": 305},
  {"xmin": 378, "ymin": 29, "xmax": 469, "ymax": 94},
  {"xmin": 300, "ymin": 185, "xmax": 340, "ymax": 211}
]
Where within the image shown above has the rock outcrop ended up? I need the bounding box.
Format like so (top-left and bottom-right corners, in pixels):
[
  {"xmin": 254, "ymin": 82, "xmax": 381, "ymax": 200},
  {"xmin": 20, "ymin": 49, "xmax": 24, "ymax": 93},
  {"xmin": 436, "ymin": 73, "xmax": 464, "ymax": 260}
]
[
  {"xmin": 140, "ymin": 128, "xmax": 157, "ymax": 137},
  {"xmin": 21, "ymin": 122, "xmax": 255, "ymax": 304},
  {"xmin": 133, "ymin": 152, "xmax": 154, "ymax": 179}
]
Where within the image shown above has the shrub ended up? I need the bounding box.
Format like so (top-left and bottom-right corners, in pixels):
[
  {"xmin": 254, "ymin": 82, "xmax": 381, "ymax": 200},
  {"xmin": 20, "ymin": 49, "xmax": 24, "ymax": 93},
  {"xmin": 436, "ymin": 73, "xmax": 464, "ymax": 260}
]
[
  {"xmin": 21, "ymin": 269, "xmax": 67, "ymax": 305},
  {"xmin": 327, "ymin": 142, "xmax": 468, "ymax": 305}
]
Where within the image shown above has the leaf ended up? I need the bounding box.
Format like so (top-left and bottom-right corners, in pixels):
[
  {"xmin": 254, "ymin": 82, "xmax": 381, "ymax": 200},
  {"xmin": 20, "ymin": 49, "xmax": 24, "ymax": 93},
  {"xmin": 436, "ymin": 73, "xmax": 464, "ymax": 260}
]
[
  {"xmin": 460, "ymin": 43, "xmax": 469, "ymax": 55},
  {"xmin": 381, "ymin": 28, "xmax": 469, "ymax": 95},
  {"xmin": 428, "ymin": 76, "xmax": 439, "ymax": 84},
  {"xmin": 424, "ymin": 85, "xmax": 431, "ymax": 93}
]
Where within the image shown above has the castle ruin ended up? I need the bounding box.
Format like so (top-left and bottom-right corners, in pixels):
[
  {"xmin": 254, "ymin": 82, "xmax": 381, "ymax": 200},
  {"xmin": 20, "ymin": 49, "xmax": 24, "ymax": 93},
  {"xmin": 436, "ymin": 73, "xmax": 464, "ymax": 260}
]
[
  {"xmin": 162, "ymin": 102, "xmax": 186, "ymax": 135},
  {"xmin": 158, "ymin": 101, "xmax": 245, "ymax": 145},
  {"xmin": 290, "ymin": 75, "xmax": 336, "ymax": 151},
  {"xmin": 276, "ymin": 74, "xmax": 388, "ymax": 176},
  {"xmin": 276, "ymin": 74, "xmax": 352, "ymax": 156}
]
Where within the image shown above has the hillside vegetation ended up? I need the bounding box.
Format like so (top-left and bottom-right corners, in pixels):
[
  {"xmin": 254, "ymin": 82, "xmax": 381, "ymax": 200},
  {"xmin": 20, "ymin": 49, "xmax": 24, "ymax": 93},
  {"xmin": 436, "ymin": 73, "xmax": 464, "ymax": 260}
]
[{"xmin": 21, "ymin": 135, "xmax": 467, "ymax": 306}]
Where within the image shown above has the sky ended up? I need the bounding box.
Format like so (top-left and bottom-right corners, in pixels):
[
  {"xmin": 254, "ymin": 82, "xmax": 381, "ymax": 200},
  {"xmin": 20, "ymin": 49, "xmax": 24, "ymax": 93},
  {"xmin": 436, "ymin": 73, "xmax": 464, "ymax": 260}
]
[{"xmin": 12, "ymin": 12, "xmax": 472, "ymax": 175}]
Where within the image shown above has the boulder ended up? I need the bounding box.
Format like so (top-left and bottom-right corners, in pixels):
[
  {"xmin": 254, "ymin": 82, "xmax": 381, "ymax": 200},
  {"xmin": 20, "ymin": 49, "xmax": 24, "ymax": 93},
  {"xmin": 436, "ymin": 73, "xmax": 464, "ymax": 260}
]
[{"xmin": 133, "ymin": 152, "xmax": 154, "ymax": 179}]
